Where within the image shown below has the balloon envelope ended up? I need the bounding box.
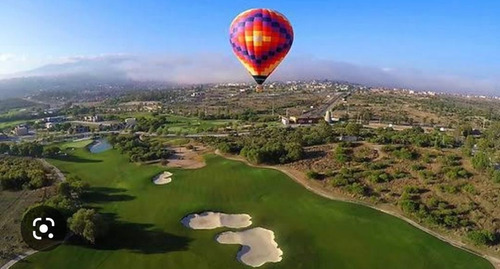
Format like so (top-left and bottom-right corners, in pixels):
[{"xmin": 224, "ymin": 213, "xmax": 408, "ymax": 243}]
[{"xmin": 229, "ymin": 8, "xmax": 293, "ymax": 85}]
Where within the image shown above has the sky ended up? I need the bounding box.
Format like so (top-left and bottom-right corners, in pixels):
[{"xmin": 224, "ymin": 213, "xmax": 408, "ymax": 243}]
[{"xmin": 0, "ymin": 0, "xmax": 499, "ymax": 93}]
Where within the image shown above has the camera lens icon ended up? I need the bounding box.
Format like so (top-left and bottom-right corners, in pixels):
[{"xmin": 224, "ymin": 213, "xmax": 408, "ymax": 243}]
[{"xmin": 33, "ymin": 218, "xmax": 55, "ymax": 240}]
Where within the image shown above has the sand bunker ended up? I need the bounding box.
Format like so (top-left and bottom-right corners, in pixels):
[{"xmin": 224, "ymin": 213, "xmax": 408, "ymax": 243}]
[
  {"xmin": 181, "ymin": 212, "xmax": 252, "ymax": 230},
  {"xmin": 153, "ymin": 171, "xmax": 173, "ymax": 185},
  {"xmin": 216, "ymin": 227, "xmax": 283, "ymax": 267}
]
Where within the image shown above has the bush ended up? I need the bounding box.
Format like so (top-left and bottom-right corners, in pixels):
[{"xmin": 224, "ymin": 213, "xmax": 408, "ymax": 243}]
[
  {"xmin": 346, "ymin": 183, "xmax": 369, "ymax": 196},
  {"xmin": 306, "ymin": 171, "xmax": 322, "ymax": 180},
  {"xmin": 467, "ymin": 230, "xmax": 496, "ymax": 246},
  {"xmin": 461, "ymin": 183, "xmax": 477, "ymax": 194},
  {"xmin": 411, "ymin": 164, "xmax": 425, "ymax": 171},
  {"xmin": 438, "ymin": 184, "xmax": 459, "ymax": 194},
  {"xmin": 493, "ymin": 170, "xmax": 500, "ymax": 184},
  {"xmin": 400, "ymin": 199, "xmax": 420, "ymax": 214},
  {"xmin": 369, "ymin": 171, "xmax": 392, "ymax": 183},
  {"xmin": 331, "ymin": 177, "xmax": 349, "ymax": 187},
  {"xmin": 403, "ymin": 186, "xmax": 420, "ymax": 195}
]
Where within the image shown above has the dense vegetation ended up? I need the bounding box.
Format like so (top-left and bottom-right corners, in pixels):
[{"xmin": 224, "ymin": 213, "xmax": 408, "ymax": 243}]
[
  {"xmin": 107, "ymin": 134, "xmax": 171, "ymax": 162},
  {"xmin": 0, "ymin": 142, "xmax": 61, "ymax": 158},
  {"xmin": 206, "ymin": 123, "xmax": 341, "ymax": 164},
  {"xmin": 0, "ymin": 156, "xmax": 52, "ymax": 190}
]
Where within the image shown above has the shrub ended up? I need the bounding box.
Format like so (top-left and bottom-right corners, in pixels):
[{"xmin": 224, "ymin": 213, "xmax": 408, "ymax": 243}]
[
  {"xmin": 493, "ymin": 170, "xmax": 500, "ymax": 184},
  {"xmin": 461, "ymin": 183, "xmax": 477, "ymax": 194},
  {"xmin": 438, "ymin": 184, "xmax": 459, "ymax": 194},
  {"xmin": 369, "ymin": 171, "xmax": 392, "ymax": 183},
  {"xmin": 331, "ymin": 177, "xmax": 348, "ymax": 187},
  {"xmin": 400, "ymin": 199, "xmax": 420, "ymax": 214},
  {"xmin": 346, "ymin": 183, "xmax": 369, "ymax": 196},
  {"xmin": 467, "ymin": 230, "xmax": 496, "ymax": 246},
  {"xmin": 306, "ymin": 171, "xmax": 322, "ymax": 180}
]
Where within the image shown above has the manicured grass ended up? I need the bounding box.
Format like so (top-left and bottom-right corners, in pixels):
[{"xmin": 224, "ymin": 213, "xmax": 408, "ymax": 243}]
[
  {"xmin": 0, "ymin": 119, "xmax": 31, "ymax": 130},
  {"xmin": 59, "ymin": 139, "xmax": 93, "ymax": 149},
  {"xmin": 14, "ymin": 149, "xmax": 493, "ymax": 269}
]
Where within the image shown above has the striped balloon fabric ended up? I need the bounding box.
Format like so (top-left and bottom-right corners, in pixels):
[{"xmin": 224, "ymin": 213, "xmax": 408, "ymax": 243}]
[{"xmin": 229, "ymin": 8, "xmax": 294, "ymax": 86}]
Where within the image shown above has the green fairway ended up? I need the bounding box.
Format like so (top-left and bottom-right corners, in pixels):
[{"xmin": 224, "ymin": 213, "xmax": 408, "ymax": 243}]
[
  {"xmin": 0, "ymin": 119, "xmax": 31, "ymax": 130},
  {"xmin": 59, "ymin": 139, "xmax": 93, "ymax": 149},
  {"xmin": 14, "ymin": 149, "xmax": 493, "ymax": 269}
]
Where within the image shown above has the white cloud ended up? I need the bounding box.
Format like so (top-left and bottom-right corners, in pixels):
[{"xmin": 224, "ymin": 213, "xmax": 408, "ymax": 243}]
[{"xmin": 0, "ymin": 54, "xmax": 16, "ymax": 62}]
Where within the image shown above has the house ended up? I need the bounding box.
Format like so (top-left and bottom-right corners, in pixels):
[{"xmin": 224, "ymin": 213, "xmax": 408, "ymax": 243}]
[
  {"xmin": 45, "ymin": 116, "xmax": 66, "ymax": 123},
  {"xmin": 13, "ymin": 125, "xmax": 29, "ymax": 136},
  {"xmin": 84, "ymin": 115, "xmax": 102, "ymax": 122},
  {"xmin": 45, "ymin": 122, "xmax": 56, "ymax": 129},
  {"xmin": 281, "ymin": 117, "xmax": 290, "ymax": 126},
  {"xmin": 289, "ymin": 116, "xmax": 323, "ymax": 125},
  {"xmin": 70, "ymin": 125, "xmax": 90, "ymax": 134}
]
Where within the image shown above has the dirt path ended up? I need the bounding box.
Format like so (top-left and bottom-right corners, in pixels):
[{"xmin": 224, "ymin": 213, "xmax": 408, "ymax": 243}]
[
  {"xmin": 214, "ymin": 150, "xmax": 500, "ymax": 269},
  {"xmin": 38, "ymin": 158, "xmax": 66, "ymax": 182}
]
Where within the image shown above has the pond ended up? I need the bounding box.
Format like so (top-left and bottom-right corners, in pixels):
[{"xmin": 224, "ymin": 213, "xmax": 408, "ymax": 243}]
[{"xmin": 88, "ymin": 139, "xmax": 112, "ymax": 154}]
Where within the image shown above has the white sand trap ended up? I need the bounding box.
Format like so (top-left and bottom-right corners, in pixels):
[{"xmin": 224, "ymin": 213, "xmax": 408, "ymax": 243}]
[
  {"xmin": 216, "ymin": 227, "xmax": 283, "ymax": 267},
  {"xmin": 153, "ymin": 171, "xmax": 173, "ymax": 185},
  {"xmin": 181, "ymin": 212, "xmax": 252, "ymax": 230}
]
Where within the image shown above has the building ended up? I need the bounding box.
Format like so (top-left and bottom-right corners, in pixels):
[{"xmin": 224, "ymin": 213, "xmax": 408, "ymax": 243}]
[
  {"xmin": 45, "ymin": 116, "xmax": 66, "ymax": 123},
  {"xmin": 84, "ymin": 115, "xmax": 102, "ymax": 122},
  {"xmin": 338, "ymin": 135, "xmax": 359, "ymax": 142},
  {"xmin": 290, "ymin": 116, "xmax": 323, "ymax": 125},
  {"xmin": 281, "ymin": 117, "xmax": 290, "ymax": 126},
  {"xmin": 13, "ymin": 125, "xmax": 29, "ymax": 136},
  {"xmin": 45, "ymin": 122, "xmax": 56, "ymax": 129},
  {"xmin": 324, "ymin": 111, "xmax": 332, "ymax": 123},
  {"xmin": 70, "ymin": 125, "xmax": 90, "ymax": 134}
]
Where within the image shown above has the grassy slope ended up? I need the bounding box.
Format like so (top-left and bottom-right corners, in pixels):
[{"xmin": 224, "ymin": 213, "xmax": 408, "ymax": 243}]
[
  {"xmin": 59, "ymin": 140, "xmax": 93, "ymax": 149},
  {"xmin": 14, "ymin": 149, "xmax": 493, "ymax": 269}
]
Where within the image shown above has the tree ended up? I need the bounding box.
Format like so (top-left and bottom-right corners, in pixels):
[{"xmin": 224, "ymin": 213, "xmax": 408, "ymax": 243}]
[
  {"xmin": 43, "ymin": 146, "xmax": 61, "ymax": 157},
  {"xmin": 68, "ymin": 209, "xmax": 108, "ymax": 244},
  {"xmin": 345, "ymin": 123, "xmax": 361, "ymax": 136}
]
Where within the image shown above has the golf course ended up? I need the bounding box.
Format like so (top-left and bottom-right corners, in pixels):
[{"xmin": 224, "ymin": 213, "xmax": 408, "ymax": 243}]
[{"xmin": 13, "ymin": 145, "xmax": 493, "ymax": 269}]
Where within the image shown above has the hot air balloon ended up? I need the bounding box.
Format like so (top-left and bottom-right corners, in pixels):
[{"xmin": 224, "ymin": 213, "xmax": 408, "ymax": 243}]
[{"xmin": 229, "ymin": 8, "xmax": 293, "ymax": 92}]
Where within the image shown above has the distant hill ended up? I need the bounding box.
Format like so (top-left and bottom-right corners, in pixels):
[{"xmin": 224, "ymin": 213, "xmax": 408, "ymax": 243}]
[{"xmin": 0, "ymin": 75, "xmax": 134, "ymax": 99}]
